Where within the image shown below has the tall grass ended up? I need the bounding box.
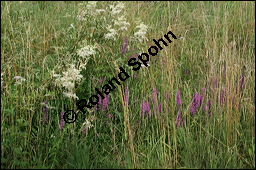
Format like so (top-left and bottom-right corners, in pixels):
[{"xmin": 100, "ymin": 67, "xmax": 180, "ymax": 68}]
[{"xmin": 1, "ymin": 1, "xmax": 255, "ymax": 169}]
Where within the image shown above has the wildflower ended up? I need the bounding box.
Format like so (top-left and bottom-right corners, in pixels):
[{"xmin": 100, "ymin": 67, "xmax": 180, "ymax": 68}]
[
  {"xmin": 185, "ymin": 69, "xmax": 189, "ymax": 75},
  {"xmin": 124, "ymin": 85, "xmax": 129, "ymax": 106},
  {"xmin": 176, "ymin": 111, "xmax": 182, "ymax": 127},
  {"xmin": 13, "ymin": 76, "xmax": 26, "ymax": 85},
  {"xmin": 104, "ymin": 26, "xmax": 118, "ymax": 40},
  {"xmin": 99, "ymin": 75, "xmax": 106, "ymax": 85},
  {"xmin": 158, "ymin": 103, "xmax": 162, "ymax": 113},
  {"xmin": 240, "ymin": 73, "xmax": 245, "ymax": 91},
  {"xmin": 95, "ymin": 9, "xmax": 105, "ymax": 14},
  {"xmin": 165, "ymin": 92, "xmax": 169, "ymax": 100},
  {"xmin": 114, "ymin": 15, "xmax": 130, "ymax": 31},
  {"xmin": 176, "ymin": 89, "xmax": 182, "ymax": 108},
  {"xmin": 189, "ymin": 92, "xmax": 204, "ymax": 115},
  {"xmin": 63, "ymin": 91, "xmax": 79, "ymax": 100},
  {"xmin": 81, "ymin": 118, "xmax": 94, "ymax": 134},
  {"xmin": 102, "ymin": 94, "xmax": 110, "ymax": 111},
  {"xmin": 59, "ymin": 112, "xmax": 65, "ymax": 130},
  {"xmin": 77, "ymin": 45, "xmax": 96, "ymax": 58},
  {"xmin": 42, "ymin": 101, "xmax": 48, "ymax": 125},
  {"xmin": 109, "ymin": 2, "xmax": 125, "ymax": 16},
  {"xmin": 134, "ymin": 22, "xmax": 148, "ymax": 43},
  {"xmin": 108, "ymin": 114, "xmax": 113, "ymax": 118},
  {"xmin": 55, "ymin": 64, "xmax": 83, "ymax": 100},
  {"xmin": 220, "ymin": 89, "xmax": 226, "ymax": 105},
  {"xmin": 152, "ymin": 86, "xmax": 158, "ymax": 103},
  {"xmin": 1, "ymin": 73, "xmax": 4, "ymax": 87},
  {"xmin": 121, "ymin": 38, "xmax": 129, "ymax": 54},
  {"xmin": 141, "ymin": 101, "xmax": 150, "ymax": 118}
]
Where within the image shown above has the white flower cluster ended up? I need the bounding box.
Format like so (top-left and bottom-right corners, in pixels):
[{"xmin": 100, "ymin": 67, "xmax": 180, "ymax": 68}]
[
  {"xmin": 1, "ymin": 73, "xmax": 3, "ymax": 86},
  {"xmin": 109, "ymin": 2, "xmax": 125, "ymax": 16},
  {"xmin": 13, "ymin": 76, "xmax": 26, "ymax": 85},
  {"xmin": 83, "ymin": 119, "xmax": 93, "ymax": 129},
  {"xmin": 114, "ymin": 15, "xmax": 130, "ymax": 31},
  {"xmin": 104, "ymin": 26, "xmax": 118, "ymax": 40},
  {"xmin": 104, "ymin": 2, "xmax": 130, "ymax": 41},
  {"xmin": 77, "ymin": 1, "xmax": 105, "ymax": 21},
  {"xmin": 55, "ymin": 64, "xmax": 83, "ymax": 100},
  {"xmin": 77, "ymin": 45, "xmax": 97, "ymax": 59},
  {"xmin": 134, "ymin": 22, "xmax": 148, "ymax": 43}
]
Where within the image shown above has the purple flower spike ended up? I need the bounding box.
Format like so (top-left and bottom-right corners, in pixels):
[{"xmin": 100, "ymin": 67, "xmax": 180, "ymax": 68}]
[
  {"xmin": 185, "ymin": 69, "xmax": 189, "ymax": 75},
  {"xmin": 152, "ymin": 86, "xmax": 158, "ymax": 103},
  {"xmin": 240, "ymin": 73, "xmax": 245, "ymax": 91},
  {"xmin": 102, "ymin": 95, "xmax": 110, "ymax": 111},
  {"xmin": 141, "ymin": 101, "xmax": 150, "ymax": 118},
  {"xmin": 176, "ymin": 89, "xmax": 182, "ymax": 108},
  {"xmin": 43, "ymin": 101, "xmax": 48, "ymax": 125},
  {"xmin": 59, "ymin": 112, "xmax": 65, "ymax": 130},
  {"xmin": 124, "ymin": 85, "xmax": 129, "ymax": 106},
  {"xmin": 122, "ymin": 38, "xmax": 128, "ymax": 54},
  {"xmin": 158, "ymin": 103, "xmax": 162, "ymax": 113}
]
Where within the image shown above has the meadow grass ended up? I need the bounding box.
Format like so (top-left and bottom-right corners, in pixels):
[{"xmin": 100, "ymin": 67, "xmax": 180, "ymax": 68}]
[{"xmin": 1, "ymin": 1, "xmax": 255, "ymax": 169}]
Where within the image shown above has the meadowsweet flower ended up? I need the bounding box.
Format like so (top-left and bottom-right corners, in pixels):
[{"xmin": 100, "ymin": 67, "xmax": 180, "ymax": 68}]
[
  {"xmin": 13, "ymin": 76, "xmax": 26, "ymax": 85},
  {"xmin": 109, "ymin": 2, "xmax": 125, "ymax": 16},
  {"xmin": 114, "ymin": 15, "xmax": 130, "ymax": 31},
  {"xmin": 77, "ymin": 45, "xmax": 96, "ymax": 58},
  {"xmin": 1, "ymin": 73, "xmax": 4, "ymax": 87},
  {"xmin": 96, "ymin": 9, "xmax": 105, "ymax": 14},
  {"xmin": 104, "ymin": 26, "xmax": 118, "ymax": 40},
  {"xmin": 176, "ymin": 89, "xmax": 182, "ymax": 108},
  {"xmin": 81, "ymin": 117, "xmax": 94, "ymax": 134},
  {"xmin": 55, "ymin": 64, "xmax": 83, "ymax": 100},
  {"xmin": 63, "ymin": 91, "xmax": 79, "ymax": 100},
  {"xmin": 134, "ymin": 22, "xmax": 148, "ymax": 43}
]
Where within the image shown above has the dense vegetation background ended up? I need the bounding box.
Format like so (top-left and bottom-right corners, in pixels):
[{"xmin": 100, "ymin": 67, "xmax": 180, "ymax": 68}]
[{"xmin": 1, "ymin": 1, "xmax": 255, "ymax": 169}]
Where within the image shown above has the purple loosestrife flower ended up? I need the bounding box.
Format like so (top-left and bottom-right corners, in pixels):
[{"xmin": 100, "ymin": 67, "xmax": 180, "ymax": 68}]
[
  {"xmin": 185, "ymin": 69, "xmax": 189, "ymax": 75},
  {"xmin": 121, "ymin": 38, "xmax": 128, "ymax": 54},
  {"xmin": 176, "ymin": 89, "xmax": 182, "ymax": 108},
  {"xmin": 165, "ymin": 92, "xmax": 169, "ymax": 100},
  {"xmin": 99, "ymin": 76, "xmax": 106, "ymax": 85},
  {"xmin": 240, "ymin": 73, "xmax": 245, "ymax": 91},
  {"xmin": 102, "ymin": 94, "xmax": 110, "ymax": 111},
  {"xmin": 176, "ymin": 111, "xmax": 182, "ymax": 127},
  {"xmin": 190, "ymin": 92, "xmax": 203, "ymax": 115},
  {"xmin": 158, "ymin": 103, "xmax": 162, "ymax": 113},
  {"xmin": 212, "ymin": 77, "xmax": 218, "ymax": 88},
  {"xmin": 59, "ymin": 112, "xmax": 65, "ymax": 130},
  {"xmin": 42, "ymin": 101, "xmax": 48, "ymax": 125},
  {"xmin": 223, "ymin": 64, "xmax": 226, "ymax": 79},
  {"xmin": 220, "ymin": 89, "xmax": 226, "ymax": 105},
  {"xmin": 124, "ymin": 85, "xmax": 129, "ymax": 106},
  {"xmin": 141, "ymin": 101, "xmax": 150, "ymax": 118},
  {"xmin": 95, "ymin": 94, "xmax": 103, "ymax": 111},
  {"xmin": 152, "ymin": 86, "xmax": 158, "ymax": 103}
]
